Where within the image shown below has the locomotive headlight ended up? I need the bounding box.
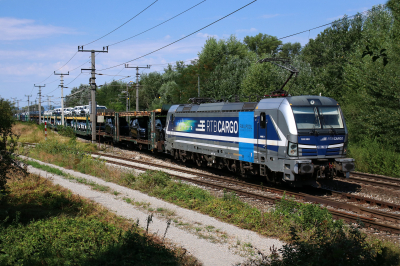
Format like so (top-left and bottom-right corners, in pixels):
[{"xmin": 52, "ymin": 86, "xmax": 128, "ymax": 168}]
[
  {"xmin": 288, "ymin": 142, "xmax": 298, "ymax": 157},
  {"xmin": 343, "ymin": 142, "xmax": 348, "ymax": 155}
]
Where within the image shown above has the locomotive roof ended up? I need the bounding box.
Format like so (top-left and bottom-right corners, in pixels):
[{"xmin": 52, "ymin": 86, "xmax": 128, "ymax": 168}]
[
  {"xmin": 285, "ymin": 95, "xmax": 338, "ymax": 106},
  {"xmin": 170, "ymin": 95, "xmax": 338, "ymax": 113},
  {"xmin": 173, "ymin": 102, "xmax": 258, "ymax": 112}
]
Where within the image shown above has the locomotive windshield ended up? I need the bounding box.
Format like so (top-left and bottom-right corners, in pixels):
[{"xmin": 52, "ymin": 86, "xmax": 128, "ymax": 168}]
[{"xmin": 292, "ymin": 106, "xmax": 343, "ymax": 129}]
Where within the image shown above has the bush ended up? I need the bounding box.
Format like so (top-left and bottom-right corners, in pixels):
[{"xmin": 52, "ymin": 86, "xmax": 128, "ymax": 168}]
[
  {"xmin": 274, "ymin": 195, "xmax": 343, "ymax": 234},
  {"xmin": 135, "ymin": 171, "xmax": 171, "ymax": 190},
  {"xmin": 35, "ymin": 139, "xmax": 82, "ymax": 156},
  {"xmin": 0, "ymin": 215, "xmax": 184, "ymax": 266},
  {"xmin": 272, "ymin": 226, "xmax": 400, "ymax": 266},
  {"xmin": 264, "ymin": 197, "xmax": 400, "ymax": 266},
  {"xmin": 57, "ymin": 125, "xmax": 76, "ymax": 139},
  {"xmin": 0, "ymin": 98, "xmax": 23, "ymax": 190},
  {"xmin": 348, "ymin": 138, "xmax": 400, "ymax": 178}
]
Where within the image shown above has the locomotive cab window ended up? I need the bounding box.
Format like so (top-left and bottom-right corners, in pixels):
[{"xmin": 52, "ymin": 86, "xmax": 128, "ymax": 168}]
[
  {"xmin": 260, "ymin": 112, "xmax": 266, "ymax": 128},
  {"xmin": 291, "ymin": 106, "xmax": 344, "ymax": 129},
  {"xmin": 319, "ymin": 107, "xmax": 344, "ymax": 128}
]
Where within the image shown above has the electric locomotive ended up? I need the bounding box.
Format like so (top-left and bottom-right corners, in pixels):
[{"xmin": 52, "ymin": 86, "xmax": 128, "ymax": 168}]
[{"xmin": 165, "ymin": 95, "xmax": 355, "ymax": 186}]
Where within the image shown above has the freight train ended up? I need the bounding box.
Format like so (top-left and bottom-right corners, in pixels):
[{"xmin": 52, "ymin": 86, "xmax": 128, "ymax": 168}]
[{"xmin": 19, "ymin": 95, "xmax": 355, "ymax": 187}]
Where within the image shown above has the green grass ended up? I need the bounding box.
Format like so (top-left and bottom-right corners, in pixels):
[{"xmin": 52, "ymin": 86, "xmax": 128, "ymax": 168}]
[
  {"xmin": 24, "ymin": 159, "xmax": 111, "ymax": 192},
  {"xmin": 23, "ymin": 159, "xmax": 67, "ymax": 176},
  {"xmin": 19, "ymin": 127, "xmax": 400, "ymax": 265},
  {"xmin": 0, "ymin": 171, "xmax": 199, "ymax": 266}
]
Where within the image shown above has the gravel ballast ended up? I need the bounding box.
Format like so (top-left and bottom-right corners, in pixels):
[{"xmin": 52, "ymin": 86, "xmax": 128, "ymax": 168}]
[{"xmin": 21, "ymin": 156, "xmax": 284, "ymax": 266}]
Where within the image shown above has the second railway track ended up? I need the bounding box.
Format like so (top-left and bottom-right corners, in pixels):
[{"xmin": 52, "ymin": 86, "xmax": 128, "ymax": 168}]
[{"xmin": 91, "ymin": 152, "xmax": 400, "ymax": 234}]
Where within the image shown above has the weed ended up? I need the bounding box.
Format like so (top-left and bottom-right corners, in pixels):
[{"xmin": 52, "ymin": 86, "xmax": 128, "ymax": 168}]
[
  {"xmin": 163, "ymin": 219, "xmax": 172, "ymax": 242},
  {"xmin": 146, "ymin": 214, "xmax": 153, "ymax": 233},
  {"xmin": 206, "ymin": 225, "xmax": 215, "ymax": 232},
  {"xmin": 123, "ymin": 198, "xmax": 132, "ymax": 204}
]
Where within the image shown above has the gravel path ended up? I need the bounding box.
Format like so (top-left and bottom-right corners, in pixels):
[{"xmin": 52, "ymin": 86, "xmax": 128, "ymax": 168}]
[{"xmin": 22, "ymin": 156, "xmax": 284, "ymax": 266}]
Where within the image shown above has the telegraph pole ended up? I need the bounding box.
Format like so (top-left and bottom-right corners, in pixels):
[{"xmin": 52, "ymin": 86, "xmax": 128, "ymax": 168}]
[
  {"xmin": 124, "ymin": 64, "xmax": 150, "ymax": 111},
  {"xmin": 54, "ymin": 71, "xmax": 69, "ymax": 126},
  {"xmin": 25, "ymin": 95, "xmax": 32, "ymax": 119},
  {"xmin": 11, "ymin": 97, "xmax": 17, "ymax": 114},
  {"xmin": 78, "ymin": 46, "xmax": 108, "ymax": 143},
  {"xmin": 34, "ymin": 84, "xmax": 45, "ymax": 124},
  {"xmin": 46, "ymin": 95, "xmax": 54, "ymax": 111}
]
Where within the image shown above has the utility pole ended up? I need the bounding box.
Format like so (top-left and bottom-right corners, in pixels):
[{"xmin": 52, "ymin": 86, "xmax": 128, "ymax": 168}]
[
  {"xmin": 11, "ymin": 97, "xmax": 17, "ymax": 114},
  {"xmin": 34, "ymin": 84, "xmax": 45, "ymax": 124},
  {"xmin": 198, "ymin": 74, "xmax": 200, "ymax": 97},
  {"xmin": 25, "ymin": 95, "xmax": 32, "ymax": 119},
  {"xmin": 12, "ymin": 98, "xmax": 22, "ymax": 114},
  {"xmin": 46, "ymin": 95, "xmax": 54, "ymax": 111},
  {"xmin": 34, "ymin": 99, "xmax": 37, "ymax": 113},
  {"xmin": 124, "ymin": 64, "xmax": 150, "ymax": 111},
  {"xmin": 122, "ymin": 83, "xmax": 131, "ymax": 112},
  {"xmin": 78, "ymin": 45, "xmax": 108, "ymax": 143},
  {"xmin": 54, "ymin": 71, "xmax": 69, "ymax": 126}
]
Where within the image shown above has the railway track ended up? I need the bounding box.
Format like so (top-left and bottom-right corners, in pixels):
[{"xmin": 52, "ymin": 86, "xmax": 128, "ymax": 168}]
[
  {"xmin": 92, "ymin": 152, "xmax": 400, "ymax": 234},
  {"xmin": 22, "ymin": 142, "xmax": 400, "ymax": 190},
  {"xmin": 20, "ymin": 142, "xmax": 400, "ymax": 233},
  {"xmin": 345, "ymin": 172, "xmax": 400, "ymax": 190}
]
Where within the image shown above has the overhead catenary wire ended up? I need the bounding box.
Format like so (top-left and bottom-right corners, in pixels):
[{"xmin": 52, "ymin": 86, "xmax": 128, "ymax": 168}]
[
  {"xmin": 278, "ymin": 10, "xmax": 369, "ymax": 40},
  {"xmin": 108, "ymin": 0, "xmax": 207, "ymax": 47},
  {"xmin": 82, "ymin": 0, "xmax": 159, "ymax": 47},
  {"xmin": 43, "ymin": 4, "xmax": 372, "ymax": 98},
  {"xmin": 66, "ymin": 72, "xmax": 83, "ymax": 86},
  {"xmin": 98, "ymin": 0, "xmax": 258, "ymax": 71},
  {"xmin": 36, "ymin": 51, "xmax": 79, "ymax": 84}
]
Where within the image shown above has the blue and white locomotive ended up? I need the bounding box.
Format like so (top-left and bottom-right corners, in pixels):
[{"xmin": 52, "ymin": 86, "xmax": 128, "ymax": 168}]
[{"xmin": 165, "ymin": 95, "xmax": 355, "ymax": 186}]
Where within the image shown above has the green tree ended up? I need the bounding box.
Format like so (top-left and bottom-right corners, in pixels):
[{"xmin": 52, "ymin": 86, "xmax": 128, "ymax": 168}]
[
  {"xmin": 279, "ymin": 42, "xmax": 302, "ymax": 58},
  {"xmin": 243, "ymin": 33, "xmax": 282, "ymax": 56},
  {"xmin": 139, "ymin": 72, "xmax": 164, "ymax": 110},
  {"xmin": 196, "ymin": 35, "xmax": 252, "ymax": 100},
  {"xmin": 65, "ymin": 84, "xmax": 91, "ymax": 107},
  {"xmin": 0, "ymin": 98, "xmax": 23, "ymax": 191},
  {"xmin": 301, "ymin": 14, "xmax": 364, "ymax": 100},
  {"xmin": 341, "ymin": 5, "xmax": 400, "ymax": 149},
  {"xmin": 96, "ymin": 81, "xmax": 127, "ymax": 111}
]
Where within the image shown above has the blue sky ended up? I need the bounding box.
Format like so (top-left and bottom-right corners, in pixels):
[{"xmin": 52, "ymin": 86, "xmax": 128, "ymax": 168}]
[{"xmin": 0, "ymin": 0, "xmax": 386, "ymax": 108}]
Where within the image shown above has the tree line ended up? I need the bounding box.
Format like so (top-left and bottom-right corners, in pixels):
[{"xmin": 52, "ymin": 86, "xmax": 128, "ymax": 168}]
[{"xmin": 65, "ymin": 3, "xmax": 400, "ymax": 152}]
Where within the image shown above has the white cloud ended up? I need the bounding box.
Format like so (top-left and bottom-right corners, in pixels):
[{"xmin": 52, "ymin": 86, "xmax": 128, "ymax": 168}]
[
  {"xmin": 0, "ymin": 34, "xmax": 207, "ymax": 87},
  {"xmin": 0, "ymin": 17, "xmax": 76, "ymax": 41},
  {"xmin": 236, "ymin": 28, "xmax": 257, "ymax": 33},
  {"xmin": 327, "ymin": 15, "xmax": 346, "ymax": 21},
  {"xmin": 327, "ymin": 7, "xmax": 370, "ymax": 22},
  {"xmin": 260, "ymin": 14, "xmax": 279, "ymax": 19},
  {"xmin": 347, "ymin": 7, "xmax": 369, "ymax": 12},
  {"xmin": 164, "ymin": 35, "xmax": 171, "ymax": 39},
  {"xmin": 196, "ymin": 32, "xmax": 218, "ymax": 39}
]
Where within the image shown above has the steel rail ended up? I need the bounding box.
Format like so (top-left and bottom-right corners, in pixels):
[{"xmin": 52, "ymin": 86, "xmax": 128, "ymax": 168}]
[
  {"xmin": 92, "ymin": 152, "xmax": 400, "ymax": 211},
  {"xmin": 94, "ymin": 153, "xmax": 400, "ymax": 234},
  {"xmin": 345, "ymin": 172, "xmax": 400, "ymax": 190}
]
